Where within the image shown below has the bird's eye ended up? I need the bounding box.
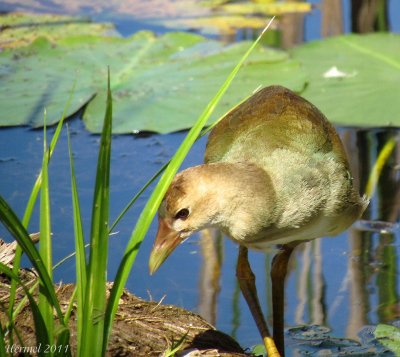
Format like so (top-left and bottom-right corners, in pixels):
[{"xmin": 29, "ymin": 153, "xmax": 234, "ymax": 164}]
[{"xmin": 174, "ymin": 208, "xmax": 189, "ymax": 220}]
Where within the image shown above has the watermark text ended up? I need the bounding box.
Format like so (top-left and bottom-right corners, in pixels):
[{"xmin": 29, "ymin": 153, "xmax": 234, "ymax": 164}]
[{"xmin": 5, "ymin": 343, "xmax": 70, "ymax": 354}]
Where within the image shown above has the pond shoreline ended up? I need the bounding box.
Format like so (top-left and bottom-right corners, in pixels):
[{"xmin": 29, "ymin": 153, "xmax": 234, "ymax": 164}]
[{"xmin": 0, "ymin": 238, "xmax": 249, "ymax": 356}]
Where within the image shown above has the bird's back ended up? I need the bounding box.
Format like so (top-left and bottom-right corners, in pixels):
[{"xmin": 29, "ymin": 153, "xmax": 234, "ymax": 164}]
[{"xmin": 205, "ymin": 86, "xmax": 348, "ymax": 169}]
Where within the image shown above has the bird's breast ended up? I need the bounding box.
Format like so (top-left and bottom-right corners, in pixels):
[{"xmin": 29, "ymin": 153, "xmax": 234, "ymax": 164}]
[{"xmin": 241, "ymin": 212, "xmax": 346, "ymax": 251}]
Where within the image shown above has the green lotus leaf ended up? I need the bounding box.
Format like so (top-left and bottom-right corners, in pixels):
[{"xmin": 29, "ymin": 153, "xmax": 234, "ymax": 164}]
[
  {"xmin": 152, "ymin": 1, "xmax": 310, "ymax": 36},
  {"xmin": 292, "ymin": 33, "xmax": 400, "ymax": 127},
  {"xmin": 0, "ymin": 36, "xmax": 94, "ymax": 127},
  {"xmin": 0, "ymin": 23, "xmax": 305, "ymax": 133},
  {"xmin": 4, "ymin": 12, "xmax": 398, "ymax": 133},
  {"xmin": 0, "ymin": 12, "xmax": 118, "ymax": 49},
  {"xmin": 158, "ymin": 15, "xmax": 268, "ymax": 36},
  {"xmin": 374, "ymin": 324, "xmax": 400, "ymax": 354},
  {"xmin": 220, "ymin": 2, "xmax": 312, "ymax": 15},
  {"xmin": 84, "ymin": 36, "xmax": 306, "ymax": 134}
]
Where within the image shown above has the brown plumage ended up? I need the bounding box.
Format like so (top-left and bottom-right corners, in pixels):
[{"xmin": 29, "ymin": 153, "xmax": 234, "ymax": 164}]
[{"xmin": 149, "ymin": 85, "xmax": 368, "ymax": 356}]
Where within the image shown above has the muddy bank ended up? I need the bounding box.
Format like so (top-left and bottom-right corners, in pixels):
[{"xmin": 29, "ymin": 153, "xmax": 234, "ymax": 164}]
[{"xmin": 0, "ymin": 238, "xmax": 249, "ymax": 356}]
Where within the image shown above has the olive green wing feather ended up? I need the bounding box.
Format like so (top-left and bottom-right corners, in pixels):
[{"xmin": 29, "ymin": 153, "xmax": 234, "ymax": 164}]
[{"xmin": 204, "ymin": 85, "xmax": 348, "ymax": 169}]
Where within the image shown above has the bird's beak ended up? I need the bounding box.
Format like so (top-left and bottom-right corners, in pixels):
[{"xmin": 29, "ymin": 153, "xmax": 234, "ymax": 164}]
[{"xmin": 149, "ymin": 217, "xmax": 182, "ymax": 275}]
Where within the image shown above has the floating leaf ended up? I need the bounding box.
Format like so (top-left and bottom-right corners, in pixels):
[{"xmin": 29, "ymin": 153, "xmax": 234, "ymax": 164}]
[
  {"xmin": 251, "ymin": 343, "xmax": 266, "ymax": 356},
  {"xmin": 199, "ymin": 0, "xmax": 228, "ymax": 6},
  {"xmin": 2, "ymin": 12, "xmax": 398, "ymax": 133},
  {"xmin": 287, "ymin": 325, "xmax": 392, "ymax": 355},
  {"xmin": 159, "ymin": 15, "xmax": 269, "ymax": 35},
  {"xmin": 84, "ymin": 36, "xmax": 305, "ymax": 133},
  {"xmin": 0, "ymin": 19, "xmax": 305, "ymax": 133},
  {"xmin": 0, "ymin": 12, "xmax": 118, "ymax": 49},
  {"xmin": 220, "ymin": 2, "xmax": 312, "ymax": 16},
  {"xmin": 0, "ymin": 36, "xmax": 98, "ymax": 127},
  {"xmin": 155, "ymin": 1, "xmax": 311, "ymax": 36},
  {"xmin": 374, "ymin": 324, "xmax": 400, "ymax": 354},
  {"xmin": 0, "ymin": 1, "xmax": 211, "ymax": 21},
  {"xmin": 0, "ymin": 12, "xmax": 80, "ymax": 27},
  {"xmin": 292, "ymin": 33, "xmax": 400, "ymax": 127}
]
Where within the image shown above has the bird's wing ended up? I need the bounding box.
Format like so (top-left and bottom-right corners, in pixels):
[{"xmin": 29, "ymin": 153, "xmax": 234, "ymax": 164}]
[{"xmin": 204, "ymin": 85, "xmax": 349, "ymax": 170}]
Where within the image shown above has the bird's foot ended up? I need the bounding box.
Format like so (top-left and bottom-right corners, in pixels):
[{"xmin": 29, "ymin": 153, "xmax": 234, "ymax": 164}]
[{"xmin": 263, "ymin": 336, "xmax": 281, "ymax": 357}]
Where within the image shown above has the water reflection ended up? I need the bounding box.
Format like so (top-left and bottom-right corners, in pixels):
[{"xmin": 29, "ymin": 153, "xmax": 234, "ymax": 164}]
[
  {"xmin": 197, "ymin": 228, "xmax": 222, "ymax": 326},
  {"xmin": 294, "ymin": 240, "xmax": 326, "ymax": 327},
  {"xmin": 238, "ymin": 0, "xmax": 398, "ymax": 48},
  {"xmin": 321, "ymin": 0, "xmax": 343, "ymax": 37},
  {"xmin": 346, "ymin": 229, "xmax": 370, "ymax": 340}
]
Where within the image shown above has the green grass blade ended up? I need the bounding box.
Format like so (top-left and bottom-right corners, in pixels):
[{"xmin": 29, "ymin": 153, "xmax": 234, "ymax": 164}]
[
  {"xmin": 63, "ymin": 286, "xmax": 78, "ymax": 326},
  {"xmin": 109, "ymin": 163, "xmax": 167, "ymax": 233},
  {"xmin": 2, "ymin": 312, "xmax": 28, "ymax": 355},
  {"xmin": 9, "ymin": 264, "xmax": 77, "ymax": 337},
  {"xmin": 80, "ymin": 71, "xmax": 113, "ymax": 356},
  {"xmin": 365, "ymin": 135, "xmax": 397, "ymax": 197},
  {"xmin": 67, "ymin": 125, "xmax": 87, "ymax": 348},
  {"xmin": 38, "ymin": 111, "xmax": 55, "ymax": 349},
  {"xmin": 0, "ymin": 197, "xmax": 64, "ymax": 321},
  {"xmin": 52, "ymin": 243, "xmax": 90, "ymax": 270},
  {"xmin": 374, "ymin": 324, "xmax": 400, "ymax": 354},
  {"xmin": 55, "ymin": 328, "xmax": 71, "ymax": 357},
  {"xmin": 0, "ymin": 321, "xmax": 6, "ymax": 357},
  {"xmin": 10, "ymin": 248, "xmax": 78, "ymax": 325},
  {"xmin": 0, "ymin": 263, "xmax": 50, "ymax": 354},
  {"xmin": 9, "ymin": 82, "xmax": 77, "ymax": 335},
  {"xmin": 22, "ymin": 82, "xmax": 77, "ymax": 227},
  {"xmin": 103, "ymin": 18, "xmax": 275, "ymax": 351},
  {"xmin": 7, "ymin": 281, "xmax": 39, "ymax": 324}
]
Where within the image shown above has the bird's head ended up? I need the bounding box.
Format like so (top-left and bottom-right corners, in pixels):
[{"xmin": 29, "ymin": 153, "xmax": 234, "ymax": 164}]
[
  {"xmin": 148, "ymin": 162, "xmax": 273, "ymax": 274},
  {"xmin": 149, "ymin": 166, "xmax": 219, "ymax": 274}
]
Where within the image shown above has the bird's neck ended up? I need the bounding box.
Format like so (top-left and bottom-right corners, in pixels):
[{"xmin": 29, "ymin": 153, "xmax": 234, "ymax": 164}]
[{"xmin": 195, "ymin": 162, "xmax": 278, "ymax": 242}]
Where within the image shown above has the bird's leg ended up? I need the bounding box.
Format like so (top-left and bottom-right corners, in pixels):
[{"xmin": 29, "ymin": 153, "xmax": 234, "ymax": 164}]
[
  {"xmin": 236, "ymin": 246, "xmax": 280, "ymax": 357},
  {"xmin": 271, "ymin": 242, "xmax": 300, "ymax": 357}
]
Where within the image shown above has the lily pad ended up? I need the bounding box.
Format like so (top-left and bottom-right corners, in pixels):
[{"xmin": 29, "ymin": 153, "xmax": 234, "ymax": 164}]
[
  {"xmin": 292, "ymin": 33, "xmax": 400, "ymax": 127},
  {"xmin": 220, "ymin": 2, "xmax": 312, "ymax": 16},
  {"xmin": 0, "ymin": 36, "xmax": 94, "ymax": 127},
  {"xmin": 0, "ymin": 22, "xmax": 305, "ymax": 133},
  {"xmin": 159, "ymin": 15, "xmax": 269, "ymax": 35},
  {"xmin": 0, "ymin": 12, "xmax": 81, "ymax": 27},
  {"xmin": 0, "ymin": 12, "xmax": 118, "ymax": 49},
  {"xmin": 84, "ymin": 36, "xmax": 305, "ymax": 133},
  {"xmin": 2, "ymin": 12, "xmax": 398, "ymax": 133},
  {"xmin": 374, "ymin": 324, "xmax": 400, "ymax": 354},
  {"xmin": 154, "ymin": 1, "xmax": 311, "ymax": 36},
  {"xmin": 286, "ymin": 325, "xmax": 394, "ymax": 355}
]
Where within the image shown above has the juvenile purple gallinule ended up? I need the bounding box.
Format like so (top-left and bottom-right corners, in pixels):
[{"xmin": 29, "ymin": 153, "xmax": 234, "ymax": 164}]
[{"xmin": 149, "ymin": 86, "xmax": 368, "ymax": 356}]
